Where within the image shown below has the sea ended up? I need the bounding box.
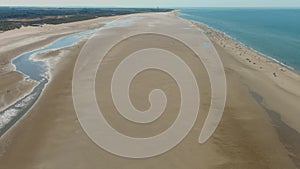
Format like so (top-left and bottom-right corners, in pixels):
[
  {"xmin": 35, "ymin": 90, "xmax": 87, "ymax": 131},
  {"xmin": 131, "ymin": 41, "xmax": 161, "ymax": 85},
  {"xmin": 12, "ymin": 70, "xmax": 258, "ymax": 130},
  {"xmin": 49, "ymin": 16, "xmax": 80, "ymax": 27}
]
[{"xmin": 179, "ymin": 8, "xmax": 300, "ymax": 73}]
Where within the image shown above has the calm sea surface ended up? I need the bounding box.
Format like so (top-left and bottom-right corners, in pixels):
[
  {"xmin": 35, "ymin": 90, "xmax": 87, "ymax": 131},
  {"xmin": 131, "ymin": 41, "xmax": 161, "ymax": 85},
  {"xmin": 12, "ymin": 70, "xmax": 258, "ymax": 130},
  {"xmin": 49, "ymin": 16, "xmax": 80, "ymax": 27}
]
[{"xmin": 179, "ymin": 8, "xmax": 300, "ymax": 72}]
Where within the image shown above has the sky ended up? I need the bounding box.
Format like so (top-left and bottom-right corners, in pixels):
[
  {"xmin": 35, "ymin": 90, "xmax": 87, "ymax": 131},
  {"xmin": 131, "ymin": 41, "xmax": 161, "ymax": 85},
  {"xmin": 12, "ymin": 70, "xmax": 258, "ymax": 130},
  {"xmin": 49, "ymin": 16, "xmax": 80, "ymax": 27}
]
[{"xmin": 1, "ymin": 0, "xmax": 300, "ymax": 8}]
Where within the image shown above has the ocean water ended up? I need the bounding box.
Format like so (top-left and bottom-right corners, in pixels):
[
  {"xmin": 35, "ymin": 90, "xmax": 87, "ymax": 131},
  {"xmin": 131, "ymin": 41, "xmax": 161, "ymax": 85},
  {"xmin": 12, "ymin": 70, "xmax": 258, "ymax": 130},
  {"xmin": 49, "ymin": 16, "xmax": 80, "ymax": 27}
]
[{"xmin": 179, "ymin": 8, "xmax": 300, "ymax": 72}]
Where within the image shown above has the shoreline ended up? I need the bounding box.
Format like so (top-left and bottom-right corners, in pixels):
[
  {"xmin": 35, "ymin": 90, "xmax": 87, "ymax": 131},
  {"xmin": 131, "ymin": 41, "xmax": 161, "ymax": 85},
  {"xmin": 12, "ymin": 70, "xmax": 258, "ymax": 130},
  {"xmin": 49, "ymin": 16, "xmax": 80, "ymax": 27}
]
[
  {"xmin": 186, "ymin": 19, "xmax": 300, "ymax": 90},
  {"xmin": 186, "ymin": 16, "xmax": 300, "ymax": 127},
  {"xmin": 185, "ymin": 15, "xmax": 300, "ymax": 167},
  {"xmin": 199, "ymin": 21, "xmax": 298, "ymax": 73},
  {"xmin": 176, "ymin": 11, "xmax": 299, "ymax": 75}
]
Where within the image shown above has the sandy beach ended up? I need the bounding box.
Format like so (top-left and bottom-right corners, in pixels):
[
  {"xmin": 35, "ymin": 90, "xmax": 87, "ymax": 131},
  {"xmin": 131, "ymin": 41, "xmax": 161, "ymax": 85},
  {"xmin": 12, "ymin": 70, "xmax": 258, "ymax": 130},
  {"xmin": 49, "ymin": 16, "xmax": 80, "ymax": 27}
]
[{"xmin": 0, "ymin": 11, "xmax": 299, "ymax": 169}]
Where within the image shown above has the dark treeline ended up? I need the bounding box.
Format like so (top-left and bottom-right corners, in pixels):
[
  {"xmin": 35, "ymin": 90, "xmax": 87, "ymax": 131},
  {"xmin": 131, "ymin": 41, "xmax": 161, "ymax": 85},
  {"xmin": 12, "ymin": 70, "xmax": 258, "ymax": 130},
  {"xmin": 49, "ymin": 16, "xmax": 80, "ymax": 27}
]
[{"xmin": 0, "ymin": 7, "xmax": 173, "ymax": 31}]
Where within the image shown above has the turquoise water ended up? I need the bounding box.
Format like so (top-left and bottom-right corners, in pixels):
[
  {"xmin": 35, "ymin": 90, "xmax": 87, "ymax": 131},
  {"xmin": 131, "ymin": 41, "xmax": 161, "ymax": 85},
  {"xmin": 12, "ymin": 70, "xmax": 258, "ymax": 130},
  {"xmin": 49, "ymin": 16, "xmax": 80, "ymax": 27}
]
[{"xmin": 179, "ymin": 8, "xmax": 300, "ymax": 72}]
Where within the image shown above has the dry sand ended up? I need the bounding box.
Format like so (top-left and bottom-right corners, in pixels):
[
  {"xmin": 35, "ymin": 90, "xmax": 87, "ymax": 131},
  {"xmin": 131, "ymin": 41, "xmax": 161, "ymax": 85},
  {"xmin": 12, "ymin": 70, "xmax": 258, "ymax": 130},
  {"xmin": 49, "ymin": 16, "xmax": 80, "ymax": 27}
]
[{"xmin": 0, "ymin": 12, "xmax": 299, "ymax": 169}]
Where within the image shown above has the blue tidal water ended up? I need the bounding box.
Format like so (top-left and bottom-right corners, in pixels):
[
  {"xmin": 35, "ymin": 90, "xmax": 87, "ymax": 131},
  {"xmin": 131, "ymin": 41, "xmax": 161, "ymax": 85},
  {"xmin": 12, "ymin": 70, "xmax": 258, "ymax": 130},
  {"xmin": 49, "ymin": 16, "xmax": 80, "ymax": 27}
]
[
  {"xmin": 12, "ymin": 29, "xmax": 98, "ymax": 82},
  {"xmin": 0, "ymin": 17, "xmax": 141, "ymax": 135},
  {"xmin": 0, "ymin": 29, "xmax": 98, "ymax": 135},
  {"xmin": 179, "ymin": 8, "xmax": 300, "ymax": 72}
]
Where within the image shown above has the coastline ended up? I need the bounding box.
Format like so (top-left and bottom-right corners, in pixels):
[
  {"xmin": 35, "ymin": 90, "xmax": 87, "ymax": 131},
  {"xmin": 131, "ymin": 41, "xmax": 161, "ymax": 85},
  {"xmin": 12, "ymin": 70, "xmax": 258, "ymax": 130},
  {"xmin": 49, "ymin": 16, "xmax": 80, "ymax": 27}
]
[
  {"xmin": 177, "ymin": 8, "xmax": 300, "ymax": 74},
  {"xmin": 183, "ymin": 17, "xmax": 300, "ymax": 167},
  {"xmin": 192, "ymin": 20, "xmax": 298, "ymax": 73},
  {"xmin": 176, "ymin": 9, "xmax": 299, "ymax": 166},
  {"xmin": 186, "ymin": 18, "xmax": 300, "ymax": 131},
  {"xmin": 0, "ymin": 11, "xmax": 299, "ymax": 168}
]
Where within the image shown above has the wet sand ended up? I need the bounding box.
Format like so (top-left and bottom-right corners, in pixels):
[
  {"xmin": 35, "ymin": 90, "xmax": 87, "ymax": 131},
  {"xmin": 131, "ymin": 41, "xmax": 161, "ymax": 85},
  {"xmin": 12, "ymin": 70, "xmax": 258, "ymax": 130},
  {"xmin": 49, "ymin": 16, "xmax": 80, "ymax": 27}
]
[
  {"xmin": 0, "ymin": 12, "xmax": 299, "ymax": 169},
  {"xmin": 0, "ymin": 15, "xmax": 119, "ymax": 111}
]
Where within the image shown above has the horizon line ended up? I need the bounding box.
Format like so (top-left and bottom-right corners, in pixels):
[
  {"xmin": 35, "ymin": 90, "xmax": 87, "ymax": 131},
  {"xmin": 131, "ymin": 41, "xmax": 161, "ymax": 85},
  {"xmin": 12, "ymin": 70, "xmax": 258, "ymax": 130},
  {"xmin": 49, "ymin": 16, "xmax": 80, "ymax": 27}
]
[{"xmin": 1, "ymin": 5, "xmax": 300, "ymax": 9}]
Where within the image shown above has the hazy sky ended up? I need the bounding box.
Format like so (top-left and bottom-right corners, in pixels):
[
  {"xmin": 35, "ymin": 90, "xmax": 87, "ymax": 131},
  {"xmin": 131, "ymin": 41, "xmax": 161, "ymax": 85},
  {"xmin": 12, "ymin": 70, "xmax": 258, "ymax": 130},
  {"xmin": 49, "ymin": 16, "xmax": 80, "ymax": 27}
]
[{"xmin": 1, "ymin": 0, "xmax": 300, "ymax": 7}]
